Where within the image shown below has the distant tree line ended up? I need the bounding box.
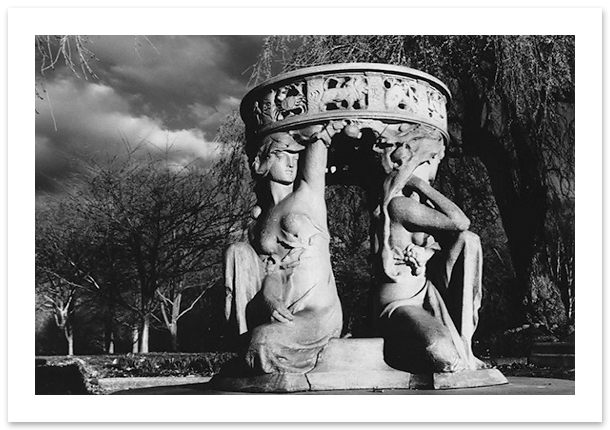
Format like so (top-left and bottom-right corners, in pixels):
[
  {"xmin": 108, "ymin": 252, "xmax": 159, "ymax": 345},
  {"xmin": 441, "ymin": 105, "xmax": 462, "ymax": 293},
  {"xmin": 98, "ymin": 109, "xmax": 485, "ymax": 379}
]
[{"xmin": 36, "ymin": 143, "xmax": 253, "ymax": 354}]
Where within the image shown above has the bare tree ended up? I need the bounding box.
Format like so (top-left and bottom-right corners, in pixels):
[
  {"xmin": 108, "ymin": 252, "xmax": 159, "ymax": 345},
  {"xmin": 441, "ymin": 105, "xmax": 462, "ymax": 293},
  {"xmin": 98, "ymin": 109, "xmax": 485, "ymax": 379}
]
[
  {"xmin": 156, "ymin": 277, "xmax": 216, "ymax": 352},
  {"xmin": 36, "ymin": 276, "xmax": 77, "ymax": 356},
  {"xmin": 35, "ymin": 197, "xmax": 95, "ymax": 355},
  {"xmin": 35, "ymin": 35, "xmax": 98, "ymax": 81},
  {"xmin": 88, "ymin": 145, "xmax": 247, "ymax": 352}
]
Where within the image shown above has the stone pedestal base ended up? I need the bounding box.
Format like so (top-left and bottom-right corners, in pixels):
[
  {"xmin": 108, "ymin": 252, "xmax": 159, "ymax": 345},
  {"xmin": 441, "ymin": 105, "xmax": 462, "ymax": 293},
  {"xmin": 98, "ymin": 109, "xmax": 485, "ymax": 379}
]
[{"xmin": 210, "ymin": 338, "xmax": 508, "ymax": 393}]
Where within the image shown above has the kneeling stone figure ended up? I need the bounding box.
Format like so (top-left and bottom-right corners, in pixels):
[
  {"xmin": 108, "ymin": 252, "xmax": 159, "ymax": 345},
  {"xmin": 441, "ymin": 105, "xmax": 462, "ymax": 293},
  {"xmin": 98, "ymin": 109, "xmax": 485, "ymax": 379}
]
[{"xmin": 224, "ymin": 125, "xmax": 345, "ymax": 374}]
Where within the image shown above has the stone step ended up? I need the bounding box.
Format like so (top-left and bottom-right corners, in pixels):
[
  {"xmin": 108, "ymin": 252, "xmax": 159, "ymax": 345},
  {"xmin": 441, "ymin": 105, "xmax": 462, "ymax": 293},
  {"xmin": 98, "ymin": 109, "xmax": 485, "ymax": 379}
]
[
  {"xmin": 529, "ymin": 342, "xmax": 575, "ymax": 368},
  {"xmin": 531, "ymin": 342, "xmax": 575, "ymax": 355},
  {"xmin": 529, "ymin": 353, "xmax": 575, "ymax": 368}
]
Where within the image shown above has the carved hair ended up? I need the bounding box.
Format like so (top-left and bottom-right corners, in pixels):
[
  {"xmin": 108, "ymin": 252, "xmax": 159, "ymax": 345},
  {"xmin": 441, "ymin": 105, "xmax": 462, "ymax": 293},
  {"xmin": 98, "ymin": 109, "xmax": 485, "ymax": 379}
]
[
  {"xmin": 373, "ymin": 123, "xmax": 445, "ymax": 282},
  {"xmin": 251, "ymin": 132, "xmax": 303, "ymax": 178},
  {"xmin": 249, "ymin": 132, "xmax": 304, "ymax": 213}
]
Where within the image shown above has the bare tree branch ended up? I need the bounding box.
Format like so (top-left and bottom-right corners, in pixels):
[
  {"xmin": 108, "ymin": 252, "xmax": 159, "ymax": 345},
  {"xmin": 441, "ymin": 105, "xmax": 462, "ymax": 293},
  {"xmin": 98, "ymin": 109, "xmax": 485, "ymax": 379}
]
[{"xmin": 177, "ymin": 280, "xmax": 215, "ymax": 320}]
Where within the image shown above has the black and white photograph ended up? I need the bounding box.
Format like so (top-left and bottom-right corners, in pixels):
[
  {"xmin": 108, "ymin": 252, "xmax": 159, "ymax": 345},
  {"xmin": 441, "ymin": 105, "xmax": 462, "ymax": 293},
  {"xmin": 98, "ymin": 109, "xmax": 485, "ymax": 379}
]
[{"xmin": 5, "ymin": 6, "xmax": 602, "ymax": 424}]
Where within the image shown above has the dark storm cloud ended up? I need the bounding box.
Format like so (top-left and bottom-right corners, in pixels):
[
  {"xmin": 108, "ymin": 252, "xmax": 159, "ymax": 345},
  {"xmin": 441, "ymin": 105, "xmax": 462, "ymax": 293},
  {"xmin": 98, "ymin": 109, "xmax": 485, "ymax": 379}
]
[
  {"xmin": 35, "ymin": 35, "xmax": 266, "ymax": 192},
  {"xmin": 79, "ymin": 35, "xmax": 265, "ymax": 133}
]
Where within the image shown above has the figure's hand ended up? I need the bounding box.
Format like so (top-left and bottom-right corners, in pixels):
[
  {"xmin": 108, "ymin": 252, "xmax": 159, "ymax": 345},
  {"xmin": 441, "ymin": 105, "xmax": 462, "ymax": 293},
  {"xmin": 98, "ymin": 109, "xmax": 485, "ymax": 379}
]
[
  {"xmin": 263, "ymin": 292, "xmax": 294, "ymax": 323},
  {"xmin": 343, "ymin": 124, "xmax": 363, "ymax": 139},
  {"xmin": 404, "ymin": 243, "xmax": 435, "ymax": 276},
  {"xmin": 261, "ymin": 270, "xmax": 294, "ymax": 323},
  {"xmin": 279, "ymin": 248, "xmax": 304, "ymax": 275},
  {"xmin": 296, "ymin": 121, "xmax": 346, "ymax": 146},
  {"xmin": 404, "ymin": 175, "xmax": 431, "ymax": 202}
]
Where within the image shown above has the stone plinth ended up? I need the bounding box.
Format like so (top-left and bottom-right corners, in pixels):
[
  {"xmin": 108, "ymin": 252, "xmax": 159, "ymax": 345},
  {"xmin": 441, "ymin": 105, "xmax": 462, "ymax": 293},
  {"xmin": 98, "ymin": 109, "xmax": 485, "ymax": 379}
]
[
  {"xmin": 306, "ymin": 338, "xmax": 412, "ymax": 391},
  {"xmin": 114, "ymin": 376, "xmax": 574, "ymax": 395},
  {"xmin": 210, "ymin": 338, "xmax": 508, "ymax": 393}
]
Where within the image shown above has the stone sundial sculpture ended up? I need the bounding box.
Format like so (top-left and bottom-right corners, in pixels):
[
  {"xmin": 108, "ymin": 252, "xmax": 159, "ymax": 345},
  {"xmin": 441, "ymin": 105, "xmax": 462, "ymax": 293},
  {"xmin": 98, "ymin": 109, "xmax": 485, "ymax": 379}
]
[{"xmin": 213, "ymin": 63, "xmax": 507, "ymax": 392}]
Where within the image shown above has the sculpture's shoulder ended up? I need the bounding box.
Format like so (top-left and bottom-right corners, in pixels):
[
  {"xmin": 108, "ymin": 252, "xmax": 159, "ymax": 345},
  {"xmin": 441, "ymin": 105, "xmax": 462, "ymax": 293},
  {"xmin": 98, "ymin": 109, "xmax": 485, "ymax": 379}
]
[{"xmin": 386, "ymin": 193, "xmax": 419, "ymax": 221}]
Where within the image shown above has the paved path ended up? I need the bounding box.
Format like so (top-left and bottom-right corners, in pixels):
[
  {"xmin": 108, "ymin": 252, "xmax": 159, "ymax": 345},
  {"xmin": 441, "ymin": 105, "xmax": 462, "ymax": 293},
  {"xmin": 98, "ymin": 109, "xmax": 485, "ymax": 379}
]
[
  {"xmin": 99, "ymin": 376, "xmax": 212, "ymax": 393},
  {"xmin": 112, "ymin": 376, "xmax": 574, "ymax": 395}
]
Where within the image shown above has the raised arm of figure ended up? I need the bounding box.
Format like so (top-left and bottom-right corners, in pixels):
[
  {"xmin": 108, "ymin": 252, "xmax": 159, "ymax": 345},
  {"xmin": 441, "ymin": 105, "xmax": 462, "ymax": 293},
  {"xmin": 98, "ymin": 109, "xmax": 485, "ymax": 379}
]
[
  {"xmin": 388, "ymin": 175, "xmax": 470, "ymax": 232},
  {"xmin": 297, "ymin": 121, "xmax": 345, "ymax": 194}
]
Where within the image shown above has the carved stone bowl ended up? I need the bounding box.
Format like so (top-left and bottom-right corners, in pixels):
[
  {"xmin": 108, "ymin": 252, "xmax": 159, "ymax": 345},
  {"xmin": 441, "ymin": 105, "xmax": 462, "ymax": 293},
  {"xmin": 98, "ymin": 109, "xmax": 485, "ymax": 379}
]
[{"xmin": 240, "ymin": 63, "xmax": 451, "ymax": 145}]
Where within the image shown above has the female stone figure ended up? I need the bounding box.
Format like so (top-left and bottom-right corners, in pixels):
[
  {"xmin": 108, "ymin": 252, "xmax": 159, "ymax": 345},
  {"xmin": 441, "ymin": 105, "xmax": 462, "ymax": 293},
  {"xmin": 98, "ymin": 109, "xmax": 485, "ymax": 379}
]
[
  {"xmin": 224, "ymin": 123, "xmax": 344, "ymax": 374},
  {"xmin": 372, "ymin": 123, "xmax": 488, "ymax": 373}
]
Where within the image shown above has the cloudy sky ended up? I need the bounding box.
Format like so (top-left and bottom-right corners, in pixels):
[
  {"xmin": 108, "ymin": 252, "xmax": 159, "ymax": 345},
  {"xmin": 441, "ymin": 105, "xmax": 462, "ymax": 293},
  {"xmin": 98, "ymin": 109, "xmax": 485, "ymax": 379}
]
[{"xmin": 35, "ymin": 35, "xmax": 266, "ymax": 192}]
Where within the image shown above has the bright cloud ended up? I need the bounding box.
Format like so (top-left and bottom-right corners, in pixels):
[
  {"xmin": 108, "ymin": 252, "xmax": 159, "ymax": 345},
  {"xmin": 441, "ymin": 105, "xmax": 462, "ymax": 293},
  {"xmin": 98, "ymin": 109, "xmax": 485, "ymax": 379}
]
[
  {"xmin": 34, "ymin": 35, "xmax": 265, "ymax": 192},
  {"xmin": 35, "ymin": 78, "xmax": 221, "ymax": 190}
]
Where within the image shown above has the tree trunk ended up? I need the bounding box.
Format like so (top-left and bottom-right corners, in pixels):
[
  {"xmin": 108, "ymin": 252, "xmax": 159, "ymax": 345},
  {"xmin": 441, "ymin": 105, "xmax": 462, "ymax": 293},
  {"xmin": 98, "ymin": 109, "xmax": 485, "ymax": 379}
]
[
  {"xmin": 462, "ymin": 92, "xmax": 548, "ymax": 325},
  {"xmin": 106, "ymin": 331, "xmax": 115, "ymax": 354},
  {"xmin": 140, "ymin": 314, "xmax": 150, "ymax": 353},
  {"xmin": 65, "ymin": 325, "xmax": 74, "ymax": 356},
  {"xmin": 132, "ymin": 325, "xmax": 140, "ymax": 353},
  {"xmin": 104, "ymin": 308, "xmax": 115, "ymax": 354},
  {"xmin": 169, "ymin": 323, "xmax": 178, "ymax": 352},
  {"xmin": 169, "ymin": 292, "xmax": 182, "ymax": 352}
]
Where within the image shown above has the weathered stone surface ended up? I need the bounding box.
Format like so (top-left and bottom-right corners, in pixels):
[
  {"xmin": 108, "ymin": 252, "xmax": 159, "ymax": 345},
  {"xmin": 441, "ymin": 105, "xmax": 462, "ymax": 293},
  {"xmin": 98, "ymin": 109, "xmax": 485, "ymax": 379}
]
[
  {"xmin": 311, "ymin": 338, "xmax": 390, "ymax": 372},
  {"xmin": 211, "ymin": 338, "xmax": 507, "ymax": 392},
  {"xmin": 114, "ymin": 376, "xmax": 574, "ymax": 395},
  {"xmin": 307, "ymin": 338, "xmax": 412, "ymax": 390},
  {"xmin": 240, "ymin": 63, "xmax": 451, "ymax": 145},
  {"xmin": 210, "ymin": 372, "xmax": 310, "ymax": 393},
  {"xmin": 431, "ymin": 368, "xmax": 508, "ymax": 390},
  {"xmin": 308, "ymin": 370, "xmax": 412, "ymax": 391}
]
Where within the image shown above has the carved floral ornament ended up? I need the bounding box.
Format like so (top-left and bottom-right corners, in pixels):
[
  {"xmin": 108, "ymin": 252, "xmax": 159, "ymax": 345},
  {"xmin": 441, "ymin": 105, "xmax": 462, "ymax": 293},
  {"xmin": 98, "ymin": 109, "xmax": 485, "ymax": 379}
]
[{"xmin": 240, "ymin": 63, "xmax": 451, "ymax": 149}]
